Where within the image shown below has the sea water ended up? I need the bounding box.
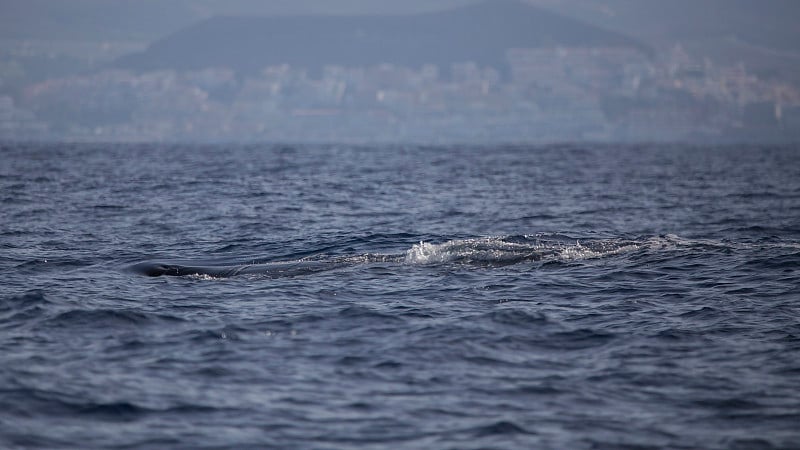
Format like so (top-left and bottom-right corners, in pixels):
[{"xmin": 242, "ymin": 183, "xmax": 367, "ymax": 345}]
[{"xmin": 2, "ymin": 143, "xmax": 799, "ymax": 448}]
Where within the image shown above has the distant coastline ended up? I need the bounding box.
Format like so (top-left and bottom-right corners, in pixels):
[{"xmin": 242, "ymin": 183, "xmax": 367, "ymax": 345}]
[{"xmin": 1, "ymin": 0, "xmax": 798, "ymax": 143}]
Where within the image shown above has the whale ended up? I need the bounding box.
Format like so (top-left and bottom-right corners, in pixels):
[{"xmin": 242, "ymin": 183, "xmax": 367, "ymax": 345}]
[
  {"xmin": 129, "ymin": 260, "xmax": 341, "ymax": 278},
  {"xmin": 127, "ymin": 236, "xmax": 647, "ymax": 279}
]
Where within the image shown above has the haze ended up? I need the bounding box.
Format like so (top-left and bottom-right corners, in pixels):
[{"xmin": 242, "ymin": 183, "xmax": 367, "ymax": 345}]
[{"xmin": 1, "ymin": 0, "xmax": 798, "ymax": 142}]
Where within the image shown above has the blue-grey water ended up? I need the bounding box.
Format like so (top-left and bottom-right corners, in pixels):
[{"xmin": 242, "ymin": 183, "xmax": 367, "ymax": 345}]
[{"xmin": 2, "ymin": 143, "xmax": 799, "ymax": 449}]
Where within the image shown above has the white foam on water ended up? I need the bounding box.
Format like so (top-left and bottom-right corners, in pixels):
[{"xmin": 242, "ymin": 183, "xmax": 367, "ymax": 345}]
[
  {"xmin": 404, "ymin": 241, "xmax": 451, "ymax": 264},
  {"xmin": 404, "ymin": 236, "xmax": 642, "ymax": 265},
  {"xmin": 188, "ymin": 273, "xmax": 223, "ymax": 281},
  {"xmin": 556, "ymin": 240, "xmax": 641, "ymax": 261},
  {"xmin": 642, "ymin": 234, "xmax": 800, "ymax": 252}
]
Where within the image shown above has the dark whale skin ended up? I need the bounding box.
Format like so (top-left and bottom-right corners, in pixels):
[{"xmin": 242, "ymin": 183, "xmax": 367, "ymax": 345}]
[{"xmin": 128, "ymin": 260, "xmax": 339, "ymax": 278}]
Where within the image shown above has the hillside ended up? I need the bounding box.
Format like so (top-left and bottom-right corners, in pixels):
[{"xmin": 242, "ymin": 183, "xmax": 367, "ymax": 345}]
[{"xmin": 113, "ymin": 0, "xmax": 646, "ymax": 76}]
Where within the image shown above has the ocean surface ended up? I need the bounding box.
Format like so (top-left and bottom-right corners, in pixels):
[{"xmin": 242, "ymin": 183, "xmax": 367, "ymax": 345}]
[{"xmin": 2, "ymin": 142, "xmax": 799, "ymax": 449}]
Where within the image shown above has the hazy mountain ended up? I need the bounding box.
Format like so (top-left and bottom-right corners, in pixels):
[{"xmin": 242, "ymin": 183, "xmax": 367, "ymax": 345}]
[
  {"xmin": 3, "ymin": 0, "xmax": 797, "ymax": 54},
  {"xmin": 113, "ymin": 0, "xmax": 645, "ymax": 76},
  {"xmin": 0, "ymin": 0, "xmax": 476, "ymax": 42},
  {"xmin": 4, "ymin": 0, "xmax": 799, "ymax": 94}
]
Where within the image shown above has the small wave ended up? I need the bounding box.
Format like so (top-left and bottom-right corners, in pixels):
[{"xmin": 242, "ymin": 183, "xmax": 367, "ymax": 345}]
[
  {"xmin": 545, "ymin": 328, "xmax": 616, "ymax": 350},
  {"xmin": 78, "ymin": 401, "xmax": 148, "ymax": 420},
  {"xmin": 484, "ymin": 308, "xmax": 549, "ymax": 326},
  {"xmin": 0, "ymin": 387, "xmax": 226, "ymax": 424},
  {"xmin": 337, "ymin": 305, "xmax": 404, "ymax": 323},
  {"xmin": 1, "ymin": 290, "xmax": 50, "ymax": 311},
  {"xmin": 473, "ymin": 420, "xmax": 535, "ymax": 437},
  {"xmin": 45, "ymin": 308, "xmax": 184, "ymax": 328},
  {"xmin": 1, "ymin": 291, "xmax": 52, "ymax": 327}
]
